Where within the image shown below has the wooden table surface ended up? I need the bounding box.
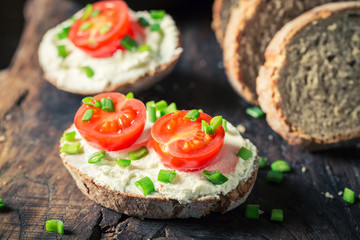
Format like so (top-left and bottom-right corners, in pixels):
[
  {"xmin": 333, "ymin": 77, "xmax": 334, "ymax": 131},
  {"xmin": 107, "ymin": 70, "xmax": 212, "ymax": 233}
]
[{"xmin": 1, "ymin": 0, "xmax": 359, "ymax": 239}]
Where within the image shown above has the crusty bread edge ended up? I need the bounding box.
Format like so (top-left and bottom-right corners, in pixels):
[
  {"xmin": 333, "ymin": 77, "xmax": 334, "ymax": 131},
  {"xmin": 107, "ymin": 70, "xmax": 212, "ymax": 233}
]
[
  {"xmin": 256, "ymin": 2, "xmax": 360, "ymax": 150},
  {"xmin": 211, "ymin": 0, "xmax": 226, "ymax": 46}
]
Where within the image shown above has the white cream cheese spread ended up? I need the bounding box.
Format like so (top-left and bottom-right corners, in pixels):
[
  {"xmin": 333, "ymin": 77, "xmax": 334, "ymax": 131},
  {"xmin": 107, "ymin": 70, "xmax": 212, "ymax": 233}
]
[
  {"xmin": 38, "ymin": 11, "xmax": 183, "ymax": 93},
  {"xmin": 61, "ymin": 120, "xmax": 257, "ymax": 204}
]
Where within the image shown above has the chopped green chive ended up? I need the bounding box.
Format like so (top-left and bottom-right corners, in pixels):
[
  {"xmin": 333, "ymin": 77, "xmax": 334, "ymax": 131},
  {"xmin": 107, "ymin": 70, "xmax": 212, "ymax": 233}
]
[
  {"xmin": 129, "ymin": 146, "xmax": 149, "ymax": 160},
  {"xmin": 82, "ymin": 66, "xmax": 94, "ymax": 78},
  {"xmin": 116, "ymin": 158, "xmax": 131, "ymax": 167},
  {"xmin": 82, "ymin": 109, "xmax": 94, "ymax": 121},
  {"xmin": 82, "ymin": 97, "xmax": 101, "ymax": 108},
  {"xmin": 146, "ymin": 101, "xmax": 157, "ymax": 122},
  {"xmin": 160, "ymin": 102, "xmax": 177, "ymax": 116},
  {"xmin": 271, "ymin": 209, "xmax": 283, "ymax": 222},
  {"xmin": 120, "ymin": 35, "xmax": 138, "ymax": 52},
  {"xmin": 185, "ymin": 109, "xmax": 200, "ymax": 121},
  {"xmin": 135, "ymin": 176, "xmax": 155, "ymax": 196},
  {"xmin": 99, "ymin": 25, "xmax": 111, "ymax": 34},
  {"xmin": 61, "ymin": 131, "xmax": 76, "ymax": 142},
  {"xmin": 101, "ymin": 98, "xmax": 115, "ymax": 112},
  {"xmin": 80, "ymin": 21, "xmax": 92, "ymax": 31},
  {"xmin": 343, "ymin": 187, "xmax": 355, "ymax": 204},
  {"xmin": 138, "ymin": 44, "xmax": 151, "ymax": 52},
  {"xmin": 0, "ymin": 198, "xmax": 5, "ymax": 208},
  {"xmin": 60, "ymin": 142, "xmax": 81, "ymax": 154},
  {"xmin": 245, "ymin": 204, "xmax": 260, "ymax": 219},
  {"xmin": 57, "ymin": 26, "xmax": 70, "ymax": 40},
  {"xmin": 271, "ymin": 160, "xmax": 291, "ymax": 172},
  {"xmin": 46, "ymin": 219, "xmax": 64, "ymax": 235},
  {"xmin": 202, "ymin": 120, "xmax": 213, "ymax": 134},
  {"xmin": 91, "ymin": 9, "xmax": 100, "ymax": 17},
  {"xmin": 246, "ymin": 106, "xmax": 265, "ymax": 118},
  {"xmin": 138, "ymin": 16, "xmax": 150, "ymax": 27},
  {"xmin": 236, "ymin": 147, "xmax": 253, "ymax": 160},
  {"xmin": 158, "ymin": 169, "xmax": 176, "ymax": 183},
  {"xmin": 57, "ymin": 45, "xmax": 67, "ymax": 58},
  {"xmin": 88, "ymin": 151, "xmax": 105, "ymax": 164},
  {"xmin": 267, "ymin": 170, "xmax": 283, "ymax": 183},
  {"xmin": 198, "ymin": 109, "xmax": 204, "ymax": 113},
  {"xmin": 222, "ymin": 119, "xmax": 228, "ymax": 132},
  {"xmin": 126, "ymin": 92, "xmax": 134, "ymax": 99},
  {"xmin": 203, "ymin": 170, "xmax": 228, "ymax": 185},
  {"xmin": 81, "ymin": 4, "xmax": 93, "ymax": 20},
  {"xmin": 150, "ymin": 23, "xmax": 161, "ymax": 31},
  {"xmin": 155, "ymin": 100, "xmax": 168, "ymax": 111},
  {"xmin": 259, "ymin": 156, "xmax": 267, "ymax": 169},
  {"xmin": 150, "ymin": 10, "xmax": 166, "ymax": 20},
  {"xmin": 210, "ymin": 116, "xmax": 223, "ymax": 132}
]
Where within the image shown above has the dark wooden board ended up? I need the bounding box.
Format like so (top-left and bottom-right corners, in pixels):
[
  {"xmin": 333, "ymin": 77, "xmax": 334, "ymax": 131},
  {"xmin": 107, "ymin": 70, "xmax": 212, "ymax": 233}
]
[{"xmin": 0, "ymin": 0, "xmax": 360, "ymax": 239}]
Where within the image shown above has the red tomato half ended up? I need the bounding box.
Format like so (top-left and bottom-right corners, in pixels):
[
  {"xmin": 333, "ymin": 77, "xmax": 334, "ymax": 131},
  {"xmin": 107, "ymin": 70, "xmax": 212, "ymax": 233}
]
[
  {"xmin": 69, "ymin": 1, "xmax": 130, "ymax": 58},
  {"xmin": 74, "ymin": 93, "xmax": 146, "ymax": 151},
  {"xmin": 151, "ymin": 111, "xmax": 225, "ymax": 172}
]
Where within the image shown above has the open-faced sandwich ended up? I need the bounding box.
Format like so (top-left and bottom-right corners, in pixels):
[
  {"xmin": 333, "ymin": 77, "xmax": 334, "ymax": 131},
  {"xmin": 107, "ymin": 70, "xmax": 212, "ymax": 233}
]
[
  {"xmin": 59, "ymin": 92, "xmax": 258, "ymax": 218},
  {"xmin": 38, "ymin": 1, "xmax": 182, "ymax": 94}
]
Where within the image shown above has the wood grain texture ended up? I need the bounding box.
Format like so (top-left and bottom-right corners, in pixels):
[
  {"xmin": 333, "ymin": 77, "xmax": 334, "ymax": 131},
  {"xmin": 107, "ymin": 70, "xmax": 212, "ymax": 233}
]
[{"xmin": 0, "ymin": 0, "xmax": 359, "ymax": 239}]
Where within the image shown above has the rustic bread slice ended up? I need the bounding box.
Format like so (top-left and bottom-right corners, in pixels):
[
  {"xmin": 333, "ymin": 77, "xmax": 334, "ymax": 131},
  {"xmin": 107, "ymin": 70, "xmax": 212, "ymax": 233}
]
[
  {"xmin": 223, "ymin": 0, "xmax": 357, "ymax": 105},
  {"xmin": 257, "ymin": 2, "xmax": 360, "ymax": 149}
]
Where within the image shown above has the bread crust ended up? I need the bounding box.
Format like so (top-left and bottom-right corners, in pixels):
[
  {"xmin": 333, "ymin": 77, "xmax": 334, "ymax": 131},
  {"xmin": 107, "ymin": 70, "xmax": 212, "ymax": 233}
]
[{"xmin": 257, "ymin": 2, "xmax": 360, "ymax": 150}]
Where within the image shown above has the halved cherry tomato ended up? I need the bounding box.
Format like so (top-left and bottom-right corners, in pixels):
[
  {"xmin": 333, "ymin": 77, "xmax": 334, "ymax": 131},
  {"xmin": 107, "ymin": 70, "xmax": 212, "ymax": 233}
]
[
  {"xmin": 151, "ymin": 111, "xmax": 225, "ymax": 172},
  {"xmin": 74, "ymin": 93, "xmax": 146, "ymax": 151},
  {"xmin": 69, "ymin": 1, "xmax": 131, "ymax": 58}
]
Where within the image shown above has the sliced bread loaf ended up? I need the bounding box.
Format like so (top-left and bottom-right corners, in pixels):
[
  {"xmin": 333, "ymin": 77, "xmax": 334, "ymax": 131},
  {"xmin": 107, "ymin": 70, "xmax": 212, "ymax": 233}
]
[
  {"xmin": 257, "ymin": 2, "xmax": 360, "ymax": 149},
  {"xmin": 223, "ymin": 0, "xmax": 358, "ymax": 104}
]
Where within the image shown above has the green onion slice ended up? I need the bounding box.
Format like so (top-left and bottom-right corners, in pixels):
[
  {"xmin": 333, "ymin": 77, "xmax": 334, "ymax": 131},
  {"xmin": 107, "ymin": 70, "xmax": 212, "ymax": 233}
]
[
  {"xmin": 271, "ymin": 160, "xmax": 291, "ymax": 172},
  {"xmin": 150, "ymin": 23, "xmax": 161, "ymax": 31},
  {"xmin": 158, "ymin": 169, "xmax": 176, "ymax": 183},
  {"xmin": 82, "ymin": 66, "xmax": 94, "ymax": 78},
  {"xmin": 155, "ymin": 100, "xmax": 168, "ymax": 111},
  {"xmin": 81, "ymin": 4, "xmax": 93, "ymax": 20},
  {"xmin": 82, "ymin": 109, "xmax": 94, "ymax": 121},
  {"xmin": 185, "ymin": 109, "xmax": 200, "ymax": 121},
  {"xmin": 80, "ymin": 21, "xmax": 92, "ymax": 31},
  {"xmin": 61, "ymin": 131, "xmax": 76, "ymax": 142},
  {"xmin": 82, "ymin": 97, "xmax": 101, "ymax": 108},
  {"xmin": 210, "ymin": 116, "xmax": 223, "ymax": 132},
  {"xmin": 202, "ymin": 120, "xmax": 213, "ymax": 134},
  {"xmin": 135, "ymin": 176, "xmax": 155, "ymax": 196},
  {"xmin": 236, "ymin": 147, "xmax": 253, "ymax": 160},
  {"xmin": 146, "ymin": 101, "xmax": 157, "ymax": 123},
  {"xmin": 0, "ymin": 198, "xmax": 4, "ymax": 208},
  {"xmin": 129, "ymin": 146, "xmax": 149, "ymax": 160},
  {"xmin": 138, "ymin": 44, "xmax": 151, "ymax": 52},
  {"xmin": 343, "ymin": 187, "xmax": 355, "ymax": 204},
  {"xmin": 222, "ymin": 119, "xmax": 228, "ymax": 132},
  {"xmin": 57, "ymin": 45, "xmax": 67, "ymax": 58},
  {"xmin": 203, "ymin": 170, "xmax": 228, "ymax": 185},
  {"xmin": 126, "ymin": 92, "xmax": 134, "ymax": 99},
  {"xmin": 270, "ymin": 209, "xmax": 284, "ymax": 222},
  {"xmin": 198, "ymin": 109, "xmax": 204, "ymax": 113},
  {"xmin": 116, "ymin": 158, "xmax": 131, "ymax": 167},
  {"xmin": 101, "ymin": 98, "xmax": 115, "ymax": 112},
  {"xmin": 160, "ymin": 102, "xmax": 177, "ymax": 116},
  {"xmin": 120, "ymin": 35, "xmax": 138, "ymax": 52},
  {"xmin": 99, "ymin": 25, "xmax": 111, "ymax": 34},
  {"xmin": 60, "ymin": 142, "xmax": 81, "ymax": 154},
  {"xmin": 138, "ymin": 16, "xmax": 150, "ymax": 27},
  {"xmin": 91, "ymin": 9, "xmax": 100, "ymax": 17},
  {"xmin": 88, "ymin": 151, "xmax": 106, "ymax": 164},
  {"xmin": 267, "ymin": 170, "xmax": 283, "ymax": 183},
  {"xmin": 259, "ymin": 156, "xmax": 267, "ymax": 169},
  {"xmin": 245, "ymin": 204, "xmax": 260, "ymax": 219},
  {"xmin": 46, "ymin": 219, "xmax": 64, "ymax": 235},
  {"xmin": 150, "ymin": 10, "xmax": 166, "ymax": 20},
  {"xmin": 246, "ymin": 106, "xmax": 265, "ymax": 118},
  {"xmin": 57, "ymin": 26, "xmax": 70, "ymax": 40}
]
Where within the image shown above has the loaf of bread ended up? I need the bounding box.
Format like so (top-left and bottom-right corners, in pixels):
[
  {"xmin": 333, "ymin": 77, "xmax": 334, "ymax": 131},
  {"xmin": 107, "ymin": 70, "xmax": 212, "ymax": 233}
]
[{"xmin": 257, "ymin": 2, "xmax": 360, "ymax": 149}]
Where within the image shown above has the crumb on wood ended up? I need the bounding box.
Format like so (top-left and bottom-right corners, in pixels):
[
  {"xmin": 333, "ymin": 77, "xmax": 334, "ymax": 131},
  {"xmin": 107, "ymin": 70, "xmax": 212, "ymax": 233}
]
[
  {"xmin": 0, "ymin": 135, "xmax": 5, "ymax": 143},
  {"xmin": 236, "ymin": 124, "xmax": 246, "ymax": 133},
  {"xmin": 338, "ymin": 191, "xmax": 343, "ymax": 196},
  {"xmin": 268, "ymin": 135, "xmax": 273, "ymax": 140},
  {"xmin": 325, "ymin": 192, "xmax": 334, "ymax": 199},
  {"xmin": 18, "ymin": 165, "xmax": 23, "ymax": 169},
  {"xmin": 5, "ymin": 114, "xmax": 12, "ymax": 121},
  {"xmin": 301, "ymin": 166, "xmax": 306, "ymax": 173}
]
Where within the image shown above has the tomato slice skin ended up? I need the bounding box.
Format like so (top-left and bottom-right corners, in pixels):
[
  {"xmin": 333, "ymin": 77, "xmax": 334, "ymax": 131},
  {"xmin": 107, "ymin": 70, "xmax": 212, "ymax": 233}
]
[
  {"xmin": 151, "ymin": 111, "xmax": 225, "ymax": 172},
  {"xmin": 74, "ymin": 92, "xmax": 146, "ymax": 151}
]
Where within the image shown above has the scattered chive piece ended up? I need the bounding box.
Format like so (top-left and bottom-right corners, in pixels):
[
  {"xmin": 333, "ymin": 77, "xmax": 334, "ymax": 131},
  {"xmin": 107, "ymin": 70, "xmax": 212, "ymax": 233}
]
[
  {"xmin": 91, "ymin": 9, "xmax": 100, "ymax": 17},
  {"xmin": 0, "ymin": 198, "xmax": 4, "ymax": 208},
  {"xmin": 135, "ymin": 176, "xmax": 155, "ymax": 196},
  {"xmin": 101, "ymin": 98, "xmax": 115, "ymax": 112},
  {"xmin": 60, "ymin": 142, "xmax": 81, "ymax": 154},
  {"xmin": 46, "ymin": 219, "xmax": 64, "ymax": 235},
  {"xmin": 150, "ymin": 23, "xmax": 161, "ymax": 31},
  {"xmin": 80, "ymin": 21, "xmax": 92, "ymax": 31},
  {"xmin": 155, "ymin": 100, "xmax": 168, "ymax": 111},
  {"xmin": 259, "ymin": 157, "xmax": 267, "ymax": 169},
  {"xmin": 267, "ymin": 170, "xmax": 283, "ymax": 183},
  {"xmin": 150, "ymin": 10, "xmax": 166, "ymax": 20},
  {"xmin": 57, "ymin": 26, "xmax": 70, "ymax": 40},
  {"xmin": 271, "ymin": 209, "xmax": 284, "ymax": 222},
  {"xmin": 57, "ymin": 45, "xmax": 67, "ymax": 58},
  {"xmin": 343, "ymin": 187, "xmax": 355, "ymax": 204},
  {"xmin": 210, "ymin": 116, "xmax": 223, "ymax": 132},
  {"xmin": 202, "ymin": 120, "xmax": 213, "ymax": 134},
  {"xmin": 129, "ymin": 146, "xmax": 149, "ymax": 160},
  {"xmin": 82, "ymin": 109, "xmax": 94, "ymax": 121},
  {"xmin": 236, "ymin": 147, "xmax": 253, "ymax": 160},
  {"xmin": 222, "ymin": 119, "xmax": 228, "ymax": 132},
  {"xmin": 126, "ymin": 92, "xmax": 134, "ymax": 99},
  {"xmin": 246, "ymin": 106, "xmax": 265, "ymax": 118},
  {"xmin": 116, "ymin": 158, "xmax": 131, "ymax": 167},
  {"xmin": 81, "ymin": 4, "xmax": 93, "ymax": 20},
  {"xmin": 99, "ymin": 25, "xmax": 111, "ymax": 34},
  {"xmin": 198, "ymin": 109, "xmax": 203, "ymax": 113},
  {"xmin": 185, "ymin": 109, "xmax": 200, "ymax": 121},
  {"xmin": 245, "ymin": 204, "xmax": 260, "ymax": 219},
  {"xmin": 138, "ymin": 44, "xmax": 151, "ymax": 52},
  {"xmin": 61, "ymin": 131, "xmax": 76, "ymax": 142},
  {"xmin": 88, "ymin": 150, "xmax": 106, "ymax": 164},
  {"xmin": 203, "ymin": 170, "xmax": 228, "ymax": 185},
  {"xmin": 120, "ymin": 35, "xmax": 138, "ymax": 52},
  {"xmin": 82, "ymin": 97, "xmax": 101, "ymax": 108},
  {"xmin": 138, "ymin": 16, "xmax": 150, "ymax": 27},
  {"xmin": 271, "ymin": 160, "xmax": 291, "ymax": 172},
  {"xmin": 160, "ymin": 103, "xmax": 177, "ymax": 116},
  {"xmin": 82, "ymin": 66, "xmax": 94, "ymax": 78},
  {"xmin": 158, "ymin": 169, "xmax": 176, "ymax": 183},
  {"xmin": 146, "ymin": 101, "xmax": 157, "ymax": 122}
]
